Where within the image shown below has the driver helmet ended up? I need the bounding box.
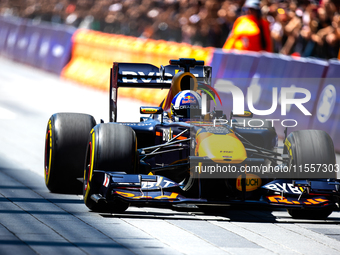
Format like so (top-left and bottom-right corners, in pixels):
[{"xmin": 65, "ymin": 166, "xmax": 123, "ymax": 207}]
[{"xmin": 171, "ymin": 90, "xmax": 201, "ymax": 121}]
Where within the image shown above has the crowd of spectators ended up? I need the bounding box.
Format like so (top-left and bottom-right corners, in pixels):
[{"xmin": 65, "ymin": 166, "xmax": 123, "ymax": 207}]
[{"xmin": 0, "ymin": 0, "xmax": 339, "ymax": 59}]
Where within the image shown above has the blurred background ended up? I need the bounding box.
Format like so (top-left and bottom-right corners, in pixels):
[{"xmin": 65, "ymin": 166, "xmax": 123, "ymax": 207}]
[{"xmin": 1, "ymin": 0, "xmax": 340, "ymax": 59}]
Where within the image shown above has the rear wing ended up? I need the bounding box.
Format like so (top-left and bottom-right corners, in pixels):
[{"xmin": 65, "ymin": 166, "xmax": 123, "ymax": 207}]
[{"xmin": 109, "ymin": 59, "xmax": 211, "ymax": 122}]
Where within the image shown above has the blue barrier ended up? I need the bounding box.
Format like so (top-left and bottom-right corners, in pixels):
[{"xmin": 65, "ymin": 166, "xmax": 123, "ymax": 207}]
[
  {"xmin": 248, "ymin": 53, "xmax": 290, "ymax": 118},
  {"xmin": 46, "ymin": 26, "xmax": 75, "ymax": 74},
  {"xmin": 276, "ymin": 58, "xmax": 327, "ymax": 135},
  {"xmin": 210, "ymin": 48, "xmax": 227, "ymax": 80},
  {"xmin": 0, "ymin": 17, "xmax": 75, "ymax": 75},
  {"xmin": 212, "ymin": 51, "xmax": 237, "ymax": 114},
  {"xmin": 233, "ymin": 51, "xmax": 259, "ymax": 79},
  {"xmin": 213, "ymin": 51, "xmax": 259, "ymax": 115},
  {"xmin": 3, "ymin": 18, "xmax": 23, "ymax": 60},
  {"xmin": 244, "ymin": 54, "xmax": 290, "ymax": 136},
  {"xmin": 210, "ymin": 50, "xmax": 333, "ymax": 145},
  {"xmin": 219, "ymin": 51, "xmax": 236, "ymax": 79},
  {"xmin": 36, "ymin": 24, "xmax": 55, "ymax": 71},
  {"xmin": 275, "ymin": 57, "xmax": 307, "ymax": 135},
  {"xmin": 13, "ymin": 20, "xmax": 29, "ymax": 63},
  {"xmin": 311, "ymin": 59, "xmax": 340, "ymax": 151},
  {"xmin": 0, "ymin": 17, "xmax": 11, "ymax": 53},
  {"xmin": 25, "ymin": 22, "xmax": 42, "ymax": 66},
  {"xmin": 219, "ymin": 51, "xmax": 259, "ymax": 79}
]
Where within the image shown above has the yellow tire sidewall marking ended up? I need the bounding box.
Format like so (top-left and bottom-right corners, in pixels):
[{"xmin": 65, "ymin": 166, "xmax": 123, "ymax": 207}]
[
  {"xmin": 84, "ymin": 129, "xmax": 95, "ymax": 202},
  {"xmin": 45, "ymin": 120, "xmax": 52, "ymax": 185}
]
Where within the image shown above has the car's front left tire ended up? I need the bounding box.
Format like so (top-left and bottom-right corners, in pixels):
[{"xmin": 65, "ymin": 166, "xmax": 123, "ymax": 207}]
[{"xmin": 44, "ymin": 113, "xmax": 96, "ymax": 194}]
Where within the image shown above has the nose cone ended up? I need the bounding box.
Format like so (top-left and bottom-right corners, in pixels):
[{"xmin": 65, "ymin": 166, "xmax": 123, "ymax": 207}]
[{"xmin": 196, "ymin": 133, "xmax": 247, "ymax": 164}]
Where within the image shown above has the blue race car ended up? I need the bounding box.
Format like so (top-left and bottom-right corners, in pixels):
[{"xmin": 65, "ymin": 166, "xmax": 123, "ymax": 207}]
[{"xmin": 44, "ymin": 58, "xmax": 339, "ymax": 219}]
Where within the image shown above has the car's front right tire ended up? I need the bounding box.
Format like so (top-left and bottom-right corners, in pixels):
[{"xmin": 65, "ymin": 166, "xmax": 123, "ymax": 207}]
[{"xmin": 284, "ymin": 129, "xmax": 336, "ymax": 219}]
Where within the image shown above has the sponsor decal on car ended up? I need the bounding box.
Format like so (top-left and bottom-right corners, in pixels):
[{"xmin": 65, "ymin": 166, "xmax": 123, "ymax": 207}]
[
  {"xmin": 114, "ymin": 191, "xmax": 179, "ymax": 200},
  {"xmin": 141, "ymin": 177, "xmax": 176, "ymax": 189},
  {"xmin": 266, "ymin": 195, "xmax": 329, "ymax": 205},
  {"xmin": 236, "ymin": 174, "xmax": 262, "ymax": 191},
  {"xmin": 103, "ymin": 174, "xmax": 110, "ymax": 187},
  {"xmin": 163, "ymin": 128, "xmax": 173, "ymax": 142},
  {"xmin": 263, "ymin": 181, "xmax": 303, "ymax": 194},
  {"xmin": 141, "ymin": 108, "xmax": 159, "ymax": 113}
]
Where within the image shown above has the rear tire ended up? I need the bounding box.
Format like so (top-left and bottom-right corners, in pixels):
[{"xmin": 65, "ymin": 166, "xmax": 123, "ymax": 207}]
[
  {"xmin": 44, "ymin": 113, "xmax": 96, "ymax": 194},
  {"xmin": 83, "ymin": 123, "xmax": 136, "ymax": 212}
]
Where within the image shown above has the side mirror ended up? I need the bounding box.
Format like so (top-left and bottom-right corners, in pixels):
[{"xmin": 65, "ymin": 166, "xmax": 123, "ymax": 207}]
[
  {"xmin": 230, "ymin": 110, "xmax": 253, "ymax": 119},
  {"xmin": 140, "ymin": 106, "xmax": 164, "ymax": 114}
]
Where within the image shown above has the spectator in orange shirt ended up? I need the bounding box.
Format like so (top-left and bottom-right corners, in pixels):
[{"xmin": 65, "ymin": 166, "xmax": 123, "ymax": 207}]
[{"xmin": 223, "ymin": 0, "xmax": 273, "ymax": 52}]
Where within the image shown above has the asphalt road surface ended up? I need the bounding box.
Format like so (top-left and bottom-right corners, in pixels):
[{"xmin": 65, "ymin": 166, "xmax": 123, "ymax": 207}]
[{"xmin": 1, "ymin": 57, "xmax": 340, "ymax": 255}]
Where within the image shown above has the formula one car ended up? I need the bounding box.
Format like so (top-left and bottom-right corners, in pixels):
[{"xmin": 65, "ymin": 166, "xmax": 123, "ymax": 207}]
[{"xmin": 44, "ymin": 58, "xmax": 339, "ymax": 219}]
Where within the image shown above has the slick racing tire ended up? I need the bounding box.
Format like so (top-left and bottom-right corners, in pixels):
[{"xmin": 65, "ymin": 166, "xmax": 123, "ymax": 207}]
[
  {"xmin": 83, "ymin": 123, "xmax": 137, "ymax": 213},
  {"xmin": 284, "ymin": 130, "xmax": 335, "ymax": 219},
  {"xmin": 284, "ymin": 130, "xmax": 336, "ymax": 179},
  {"xmin": 287, "ymin": 208, "xmax": 333, "ymax": 220},
  {"xmin": 44, "ymin": 113, "xmax": 96, "ymax": 194}
]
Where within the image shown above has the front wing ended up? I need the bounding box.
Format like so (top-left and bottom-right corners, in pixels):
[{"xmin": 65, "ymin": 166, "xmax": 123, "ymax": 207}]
[{"xmin": 90, "ymin": 170, "xmax": 337, "ymax": 210}]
